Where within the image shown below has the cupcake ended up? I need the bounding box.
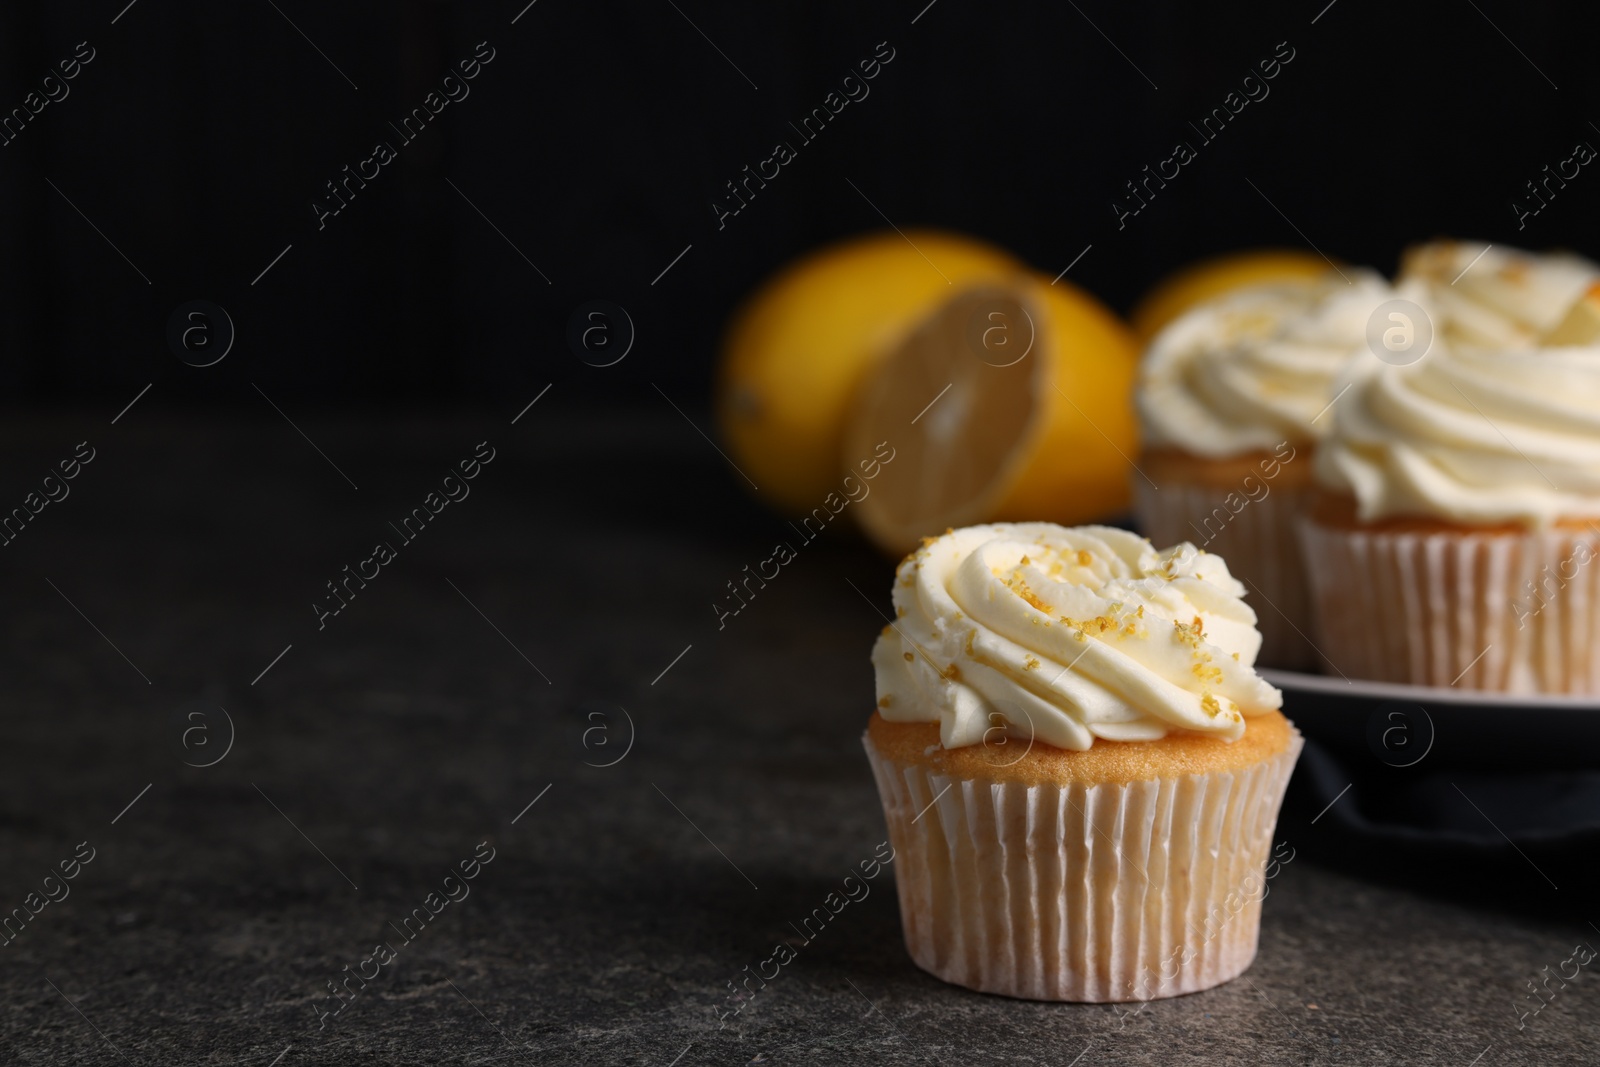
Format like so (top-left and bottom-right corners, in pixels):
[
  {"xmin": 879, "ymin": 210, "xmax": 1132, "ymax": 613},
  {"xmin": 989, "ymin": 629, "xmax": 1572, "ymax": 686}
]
[
  {"xmin": 863, "ymin": 523, "xmax": 1301, "ymax": 1002},
  {"xmin": 1396, "ymin": 240, "xmax": 1598, "ymax": 348},
  {"xmin": 1135, "ymin": 269, "xmax": 1394, "ymax": 668},
  {"xmin": 1303, "ymin": 330, "xmax": 1600, "ymax": 692}
]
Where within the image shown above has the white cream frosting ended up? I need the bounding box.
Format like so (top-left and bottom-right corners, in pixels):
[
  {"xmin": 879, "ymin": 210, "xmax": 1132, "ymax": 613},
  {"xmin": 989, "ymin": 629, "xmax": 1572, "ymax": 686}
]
[
  {"xmin": 1397, "ymin": 240, "xmax": 1599, "ymax": 349},
  {"xmin": 871, "ymin": 523, "xmax": 1283, "ymax": 751},
  {"xmin": 1315, "ymin": 343, "xmax": 1600, "ymax": 527},
  {"xmin": 1137, "ymin": 269, "xmax": 1396, "ymax": 458}
]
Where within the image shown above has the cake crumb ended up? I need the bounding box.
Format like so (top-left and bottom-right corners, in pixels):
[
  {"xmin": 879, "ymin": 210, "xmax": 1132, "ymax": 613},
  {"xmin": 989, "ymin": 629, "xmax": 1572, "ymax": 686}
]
[
  {"xmin": 1011, "ymin": 578, "xmax": 1052, "ymax": 615},
  {"xmin": 1173, "ymin": 617, "xmax": 1206, "ymax": 648},
  {"xmin": 903, "ymin": 652, "xmax": 914, "ymax": 662}
]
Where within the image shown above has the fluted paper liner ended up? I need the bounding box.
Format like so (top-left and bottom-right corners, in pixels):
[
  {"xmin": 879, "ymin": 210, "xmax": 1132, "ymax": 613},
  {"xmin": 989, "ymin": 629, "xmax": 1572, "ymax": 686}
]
[
  {"xmin": 1300, "ymin": 518, "xmax": 1600, "ymax": 693},
  {"xmin": 1135, "ymin": 479, "xmax": 1316, "ymax": 670},
  {"xmin": 863, "ymin": 729, "xmax": 1303, "ymax": 1002}
]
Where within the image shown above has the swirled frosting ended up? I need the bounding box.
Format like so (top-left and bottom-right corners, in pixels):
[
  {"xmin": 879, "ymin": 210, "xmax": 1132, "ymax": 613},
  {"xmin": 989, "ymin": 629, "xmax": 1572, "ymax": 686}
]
[
  {"xmin": 1137, "ymin": 269, "xmax": 1395, "ymax": 458},
  {"xmin": 1315, "ymin": 343, "xmax": 1600, "ymax": 527},
  {"xmin": 871, "ymin": 524, "xmax": 1283, "ymax": 750},
  {"xmin": 1397, "ymin": 240, "xmax": 1599, "ymax": 348}
]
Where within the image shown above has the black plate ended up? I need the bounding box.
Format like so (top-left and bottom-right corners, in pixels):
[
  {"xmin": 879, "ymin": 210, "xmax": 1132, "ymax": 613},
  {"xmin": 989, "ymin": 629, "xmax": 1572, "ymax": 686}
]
[
  {"xmin": 1263, "ymin": 668, "xmax": 1600, "ymax": 773},
  {"xmin": 1264, "ymin": 671, "xmax": 1600, "ymax": 900}
]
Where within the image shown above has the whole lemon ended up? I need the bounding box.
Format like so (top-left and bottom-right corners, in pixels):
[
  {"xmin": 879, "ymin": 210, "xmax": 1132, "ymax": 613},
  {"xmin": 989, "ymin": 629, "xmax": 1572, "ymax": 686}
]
[
  {"xmin": 1131, "ymin": 249, "xmax": 1335, "ymax": 344},
  {"xmin": 716, "ymin": 230, "xmax": 1023, "ymax": 515}
]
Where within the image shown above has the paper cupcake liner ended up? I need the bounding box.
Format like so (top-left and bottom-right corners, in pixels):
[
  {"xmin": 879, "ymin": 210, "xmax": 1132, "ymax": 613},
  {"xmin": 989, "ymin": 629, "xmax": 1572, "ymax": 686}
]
[
  {"xmin": 862, "ymin": 730, "xmax": 1303, "ymax": 1002},
  {"xmin": 1299, "ymin": 518, "xmax": 1600, "ymax": 693},
  {"xmin": 1134, "ymin": 479, "xmax": 1317, "ymax": 670}
]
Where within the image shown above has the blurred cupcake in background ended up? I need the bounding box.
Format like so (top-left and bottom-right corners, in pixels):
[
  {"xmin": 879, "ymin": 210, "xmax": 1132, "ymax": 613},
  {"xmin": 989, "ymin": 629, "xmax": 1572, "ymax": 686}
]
[
  {"xmin": 1134, "ymin": 268, "xmax": 1394, "ymax": 668},
  {"xmin": 863, "ymin": 523, "xmax": 1301, "ymax": 1002},
  {"xmin": 1303, "ymin": 279, "xmax": 1600, "ymax": 692},
  {"xmin": 1396, "ymin": 240, "xmax": 1598, "ymax": 348}
]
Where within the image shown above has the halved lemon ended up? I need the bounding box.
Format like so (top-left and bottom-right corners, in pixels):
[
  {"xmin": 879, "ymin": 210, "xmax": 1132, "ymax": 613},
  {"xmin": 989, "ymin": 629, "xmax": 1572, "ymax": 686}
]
[
  {"xmin": 716, "ymin": 230, "xmax": 1023, "ymax": 515},
  {"xmin": 1131, "ymin": 249, "xmax": 1335, "ymax": 343},
  {"xmin": 843, "ymin": 275, "xmax": 1138, "ymax": 555}
]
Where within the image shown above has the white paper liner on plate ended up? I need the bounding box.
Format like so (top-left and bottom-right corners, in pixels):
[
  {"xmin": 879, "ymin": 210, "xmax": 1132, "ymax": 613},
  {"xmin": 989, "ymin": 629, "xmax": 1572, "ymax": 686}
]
[
  {"xmin": 1134, "ymin": 478, "xmax": 1316, "ymax": 670},
  {"xmin": 1299, "ymin": 517, "xmax": 1600, "ymax": 693},
  {"xmin": 862, "ymin": 729, "xmax": 1303, "ymax": 1002}
]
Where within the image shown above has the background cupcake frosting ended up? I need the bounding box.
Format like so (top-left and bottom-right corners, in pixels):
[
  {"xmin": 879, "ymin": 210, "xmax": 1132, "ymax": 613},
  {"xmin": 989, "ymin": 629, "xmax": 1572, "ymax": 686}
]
[
  {"xmin": 1397, "ymin": 240, "xmax": 1599, "ymax": 348},
  {"xmin": 1137, "ymin": 269, "xmax": 1395, "ymax": 457},
  {"xmin": 1316, "ymin": 343, "xmax": 1600, "ymax": 526},
  {"xmin": 871, "ymin": 523, "xmax": 1281, "ymax": 751}
]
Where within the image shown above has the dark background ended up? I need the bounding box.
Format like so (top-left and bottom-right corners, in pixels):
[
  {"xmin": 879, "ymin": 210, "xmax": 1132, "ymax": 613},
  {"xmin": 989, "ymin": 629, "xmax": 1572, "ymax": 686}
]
[{"xmin": 1, "ymin": 0, "xmax": 1596, "ymax": 408}]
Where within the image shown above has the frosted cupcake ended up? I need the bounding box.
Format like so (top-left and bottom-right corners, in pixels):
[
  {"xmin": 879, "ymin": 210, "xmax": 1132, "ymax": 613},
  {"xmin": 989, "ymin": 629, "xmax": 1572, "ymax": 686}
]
[
  {"xmin": 1303, "ymin": 332, "xmax": 1600, "ymax": 692},
  {"xmin": 863, "ymin": 523, "xmax": 1301, "ymax": 1002},
  {"xmin": 1135, "ymin": 269, "xmax": 1394, "ymax": 667},
  {"xmin": 1396, "ymin": 240, "xmax": 1598, "ymax": 348}
]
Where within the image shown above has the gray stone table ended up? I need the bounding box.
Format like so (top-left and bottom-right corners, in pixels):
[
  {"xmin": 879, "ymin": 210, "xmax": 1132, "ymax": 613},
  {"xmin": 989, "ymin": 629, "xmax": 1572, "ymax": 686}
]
[{"xmin": 0, "ymin": 408, "xmax": 1594, "ymax": 1065}]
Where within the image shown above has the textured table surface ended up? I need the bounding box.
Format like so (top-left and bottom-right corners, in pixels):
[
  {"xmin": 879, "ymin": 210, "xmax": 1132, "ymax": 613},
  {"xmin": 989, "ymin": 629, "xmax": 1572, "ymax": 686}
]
[{"xmin": 0, "ymin": 408, "xmax": 1595, "ymax": 1065}]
